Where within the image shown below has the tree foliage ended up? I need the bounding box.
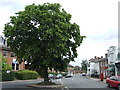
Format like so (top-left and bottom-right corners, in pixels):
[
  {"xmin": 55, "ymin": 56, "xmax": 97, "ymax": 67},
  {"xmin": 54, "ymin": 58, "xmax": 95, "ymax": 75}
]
[
  {"xmin": 4, "ymin": 3, "xmax": 85, "ymax": 83},
  {"xmin": 0, "ymin": 53, "xmax": 12, "ymax": 71},
  {"xmin": 81, "ymin": 59, "xmax": 87, "ymax": 71}
]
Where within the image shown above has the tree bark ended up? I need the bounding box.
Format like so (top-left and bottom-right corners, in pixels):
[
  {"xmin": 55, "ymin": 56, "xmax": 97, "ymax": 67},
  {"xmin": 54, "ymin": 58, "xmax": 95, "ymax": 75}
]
[{"xmin": 43, "ymin": 66, "xmax": 50, "ymax": 83}]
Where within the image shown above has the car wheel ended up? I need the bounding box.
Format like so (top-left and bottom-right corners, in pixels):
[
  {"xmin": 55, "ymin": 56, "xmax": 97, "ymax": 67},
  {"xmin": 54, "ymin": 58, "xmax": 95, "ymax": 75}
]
[
  {"xmin": 106, "ymin": 83, "xmax": 110, "ymax": 87},
  {"xmin": 118, "ymin": 85, "xmax": 120, "ymax": 90}
]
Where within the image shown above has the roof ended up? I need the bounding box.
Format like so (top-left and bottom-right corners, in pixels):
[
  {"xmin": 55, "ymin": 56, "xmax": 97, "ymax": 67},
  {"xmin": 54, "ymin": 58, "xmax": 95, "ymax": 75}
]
[
  {"xmin": 0, "ymin": 44, "xmax": 10, "ymax": 51},
  {"xmin": 89, "ymin": 56, "xmax": 107, "ymax": 63},
  {"xmin": 67, "ymin": 64, "xmax": 74, "ymax": 67}
]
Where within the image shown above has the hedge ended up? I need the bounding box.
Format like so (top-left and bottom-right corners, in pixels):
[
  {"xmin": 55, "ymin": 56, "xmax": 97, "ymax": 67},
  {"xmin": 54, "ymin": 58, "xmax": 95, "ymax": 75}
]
[
  {"xmin": 1, "ymin": 71, "xmax": 15, "ymax": 81},
  {"xmin": 61, "ymin": 72, "xmax": 68, "ymax": 76},
  {"xmin": 15, "ymin": 70, "xmax": 38, "ymax": 80}
]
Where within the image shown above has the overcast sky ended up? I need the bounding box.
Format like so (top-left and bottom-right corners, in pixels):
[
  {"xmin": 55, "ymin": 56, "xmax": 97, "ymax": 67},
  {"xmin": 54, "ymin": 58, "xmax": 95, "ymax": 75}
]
[{"xmin": 0, "ymin": 0, "xmax": 119, "ymax": 66}]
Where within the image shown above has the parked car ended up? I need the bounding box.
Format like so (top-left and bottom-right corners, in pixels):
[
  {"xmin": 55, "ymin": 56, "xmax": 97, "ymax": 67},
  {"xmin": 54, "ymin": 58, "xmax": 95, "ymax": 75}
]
[
  {"xmin": 81, "ymin": 73, "xmax": 86, "ymax": 76},
  {"xmin": 56, "ymin": 74, "xmax": 63, "ymax": 79},
  {"xmin": 48, "ymin": 74, "xmax": 56, "ymax": 79},
  {"xmin": 65, "ymin": 74, "xmax": 73, "ymax": 78},
  {"xmin": 106, "ymin": 76, "xmax": 120, "ymax": 90}
]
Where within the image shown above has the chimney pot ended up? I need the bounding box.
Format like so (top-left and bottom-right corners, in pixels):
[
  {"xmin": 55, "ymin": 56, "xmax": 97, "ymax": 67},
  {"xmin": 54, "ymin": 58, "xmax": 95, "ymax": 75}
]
[
  {"xmin": 105, "ymin": 53, "xmax": 108, "ymax": 58},
  {"xmin": 94, "ymin": 56, "xmax": 97, "ymax": 59}
]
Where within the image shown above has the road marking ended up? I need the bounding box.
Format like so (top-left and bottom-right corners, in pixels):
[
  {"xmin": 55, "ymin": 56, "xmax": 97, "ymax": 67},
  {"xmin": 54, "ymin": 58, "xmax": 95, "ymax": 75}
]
[
  {"xmin": 64, "ymin": 87, "xmax": 69, "ymax": 90},
  {"xmin": 60, "ymin": 79, "xmax": 63, "ymax": 84},
  {"xmin": 57, "ymin": 79, "xmax": 58, "ymax": 81}
]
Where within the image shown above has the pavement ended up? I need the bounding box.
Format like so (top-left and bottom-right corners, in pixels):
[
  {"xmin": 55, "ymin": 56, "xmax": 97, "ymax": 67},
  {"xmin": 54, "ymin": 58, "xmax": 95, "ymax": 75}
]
[
  {"xmin": 1, "ymin": 75, "xmax": 106, "ymax": 90},
  {"xmin": 1, "ymin": 78, "xmax": 64, "ymax": 89},
  {"xmin": 28, "ymin": 84, "xmax": 64, "ymax": 89},
  {"xmin": 1, "ymin": 78, "xmax": 44, "ymax": 83},
  {"xmin": 86, "ymin": 75, "xmax": 106, "ymax": 83}
]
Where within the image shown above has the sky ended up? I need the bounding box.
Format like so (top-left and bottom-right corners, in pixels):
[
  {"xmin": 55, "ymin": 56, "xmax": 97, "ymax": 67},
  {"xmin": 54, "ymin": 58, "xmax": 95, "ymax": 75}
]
[{"xmin": 0, "ymin": 0, "xmax": 119, "ymax": 67}]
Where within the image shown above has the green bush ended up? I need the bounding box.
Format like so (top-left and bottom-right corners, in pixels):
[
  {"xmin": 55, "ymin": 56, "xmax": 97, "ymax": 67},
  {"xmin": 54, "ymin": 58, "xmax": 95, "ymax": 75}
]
[
  {"xmin": 15, "ymin": 70, "xmax": 38, "ymax": 80},
  {"xmin": 48, "ymin": 72, "xmax": 57, "ymax": 75},
  {"xmin": 2, "ymin": 71, "xmax": 15, "ymax": 81}
]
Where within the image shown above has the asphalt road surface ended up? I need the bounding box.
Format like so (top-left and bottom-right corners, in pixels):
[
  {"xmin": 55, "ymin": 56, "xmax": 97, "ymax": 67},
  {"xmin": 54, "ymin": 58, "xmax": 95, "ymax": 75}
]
[
  {"xmin": 52, "ymin": 74, "xmax": 117, "ymax": 90},
  {"xmin": 1, "ymin": 74, "xmax": 117, "ymax": 90}
]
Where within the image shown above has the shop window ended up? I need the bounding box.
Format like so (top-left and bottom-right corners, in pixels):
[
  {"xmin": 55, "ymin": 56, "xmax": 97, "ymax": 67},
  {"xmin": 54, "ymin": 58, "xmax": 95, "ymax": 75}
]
[{"xmin": 117, "ymin": 52, "xmax": 120, "ymax": 59}]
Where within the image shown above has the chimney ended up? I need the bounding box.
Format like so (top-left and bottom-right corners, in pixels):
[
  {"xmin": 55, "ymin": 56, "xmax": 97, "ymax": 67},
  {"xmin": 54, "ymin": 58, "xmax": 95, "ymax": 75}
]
[
  {"xmin": 105, "ymin": 53, "xmax": 108, "ymax": 58},
  {"xmin": 101, "ymin": 56, "xmax": 103, "ymax": 58},
  {"xmin": 94, "ymin": 56, "xmax": 97, "ymax": 59}
]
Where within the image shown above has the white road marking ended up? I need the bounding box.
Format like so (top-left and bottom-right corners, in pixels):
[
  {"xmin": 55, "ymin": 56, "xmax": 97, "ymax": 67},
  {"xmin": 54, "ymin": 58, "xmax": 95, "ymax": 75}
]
[
  {"xmin": 60, "ymin": 79, "xmax": 63, "ymax": 84},
  {"xmin": 64, "ymin": 87, "xmax": 69, "ymax": 90}
]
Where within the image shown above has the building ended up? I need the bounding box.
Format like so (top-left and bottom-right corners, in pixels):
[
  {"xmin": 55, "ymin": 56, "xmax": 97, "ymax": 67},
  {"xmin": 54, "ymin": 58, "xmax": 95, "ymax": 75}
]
[
  {"xmin": 99, "ymin": 54, "xmax": 108, "ymax": 78},
  {"xmin": 115, "ymin": 51, "xmax": 120, "ymax": 75},
  {"xmin": 0, "ymin": 35, "xmax": 25, "ymax": 70},
  {"xmin": 107, "ymin": 46, "xmax": 120, "ymax": 76},
  {"xmin": 87, "ymin": 54, "xmax": 108, "ymax": 78},
  {"xmin": 87, "ymin": 57, "xmax": 100, "ymax": 76},
  {"xmin": 115, "ymin": 48, "xmax": 120, "ymax": 76},
  {"xmin": 107, "ymin": 46, "xmax": 117, "ymax": 76},
  {"xmin": 67, "ymin": 64, "xmax": 74, "ymax": 74}
]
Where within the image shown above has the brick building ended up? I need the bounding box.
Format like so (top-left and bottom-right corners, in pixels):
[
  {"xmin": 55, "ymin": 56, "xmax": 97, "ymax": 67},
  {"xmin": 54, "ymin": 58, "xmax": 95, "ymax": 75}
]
[
  {"xmin": 99, "ymin": 54, "xmax": 108, "ymax": 78},
  {"xmin": 0, "ymin": 35, "xmax": 25, "ymax": 70}
]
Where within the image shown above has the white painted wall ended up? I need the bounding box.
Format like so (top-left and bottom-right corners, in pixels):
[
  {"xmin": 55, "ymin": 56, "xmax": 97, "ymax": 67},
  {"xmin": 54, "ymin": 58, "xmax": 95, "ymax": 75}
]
[
  {"xmin": 107, "ymin": 46, "xmax": 118, "ymax": 64},
  {"xmin": 87, "ymin": 61, "xmax": 100, "ymax": 76},
  {"xmin": 94, "ymin": 62, "xmax": 100, "ymax": 74}
]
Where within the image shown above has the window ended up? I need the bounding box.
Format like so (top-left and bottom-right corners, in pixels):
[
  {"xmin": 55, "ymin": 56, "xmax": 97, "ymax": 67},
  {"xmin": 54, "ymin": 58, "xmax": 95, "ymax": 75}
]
[
  {"xmin": 3, "ymin": 51, "xmax": 8, "ymax": 57},
  {"xmin": 117, "ymin": 77, "xmax": 120, "ymax": 81},
  {"xmin": 10, "ymin": 52, "xmax": 15, "ymax": 57},
  {"xmin": 12, "ymin": 63, "xmax": 19, "ymax": 70},
  {"xmin": 88, "ymin": 62, "xmax": 90, "ymax": 67},
  {"xmin": 110, "ymin": 76, "xmax": 117, "ymax": 81},
  {"xmin": 12, "ymin": 59, "xmax": 19, "ymax": 70},
  {"xmin": 117, "ymin": 52, "xmax": 120, "ymax": 59},
  {"xmin": 110, "ymin": 77, "xmax": 114, "ymax": 80}
]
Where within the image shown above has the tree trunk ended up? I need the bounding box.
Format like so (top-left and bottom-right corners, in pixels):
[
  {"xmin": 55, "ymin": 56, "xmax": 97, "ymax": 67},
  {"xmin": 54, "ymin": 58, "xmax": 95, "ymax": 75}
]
[{"xmin": 43, "ymin": 66, "xmax": 50, "ymax": 84}]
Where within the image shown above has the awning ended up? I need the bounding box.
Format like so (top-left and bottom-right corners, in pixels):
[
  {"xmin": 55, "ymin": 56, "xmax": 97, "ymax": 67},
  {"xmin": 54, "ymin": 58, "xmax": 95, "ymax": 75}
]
[
  {"xmin": 115, "ymin": 62, "xmax": 120, "ymax": 68},
  {"xmin": 107, "ymin": 67, "xmax": 115, "ymax": 72},
  {"xmin": 108, "ymin": 64, "xmax": 115, "ymax": 67}
]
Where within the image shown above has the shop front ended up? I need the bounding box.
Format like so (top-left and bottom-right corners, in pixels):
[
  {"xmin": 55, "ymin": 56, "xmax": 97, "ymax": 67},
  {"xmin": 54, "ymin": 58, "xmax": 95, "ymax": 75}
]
[
  {"xmin": 107, "ymin": 64, "xmax": 115, "ymax": 76},
  {"xmin": 115, "ymin": 62, "xmax": 120, "ymax": 76}
]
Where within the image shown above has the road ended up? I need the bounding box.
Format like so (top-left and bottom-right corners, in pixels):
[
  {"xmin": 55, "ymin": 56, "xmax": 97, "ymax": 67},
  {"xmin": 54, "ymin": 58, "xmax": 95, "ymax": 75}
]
[
  {"xmin": 52, "ymin": 74, "xmax": 116, "ymax": 89},
  {"xmin": 2, "ymin": 74, "xmax": 116, "ymax": 90}
]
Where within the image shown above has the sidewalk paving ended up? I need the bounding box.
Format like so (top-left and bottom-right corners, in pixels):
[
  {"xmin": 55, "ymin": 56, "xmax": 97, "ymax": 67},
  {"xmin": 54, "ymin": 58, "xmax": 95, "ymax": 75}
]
[
  {"xmin": 28, "ymin": 84, "xmax": 64, "ymax": 89},
  {"xmin": 86, "ymin": 76, "xmax": 106, "ymax": 83},
  {"xmin": 0, "ymin": 77, "xmax": 44, "ymax": 83},
  {"xmin": 1, "ymin": 78, "xmax": 64, "ymax": 89}
]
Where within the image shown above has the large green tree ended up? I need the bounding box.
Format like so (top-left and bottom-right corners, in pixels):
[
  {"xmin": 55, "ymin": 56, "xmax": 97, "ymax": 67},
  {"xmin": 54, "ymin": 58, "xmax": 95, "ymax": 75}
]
[
  {"xmin": 4, "ymin": 3, "xmax": 85, "ymax": 84},
  {"xmin": 81, "ymin": 59, "xmax": 88, "ymax": 72}
]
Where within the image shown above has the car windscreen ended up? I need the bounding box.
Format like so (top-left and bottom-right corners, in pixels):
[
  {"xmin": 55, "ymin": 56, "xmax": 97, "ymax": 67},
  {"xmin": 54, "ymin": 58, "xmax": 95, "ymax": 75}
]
[{"xmin": 117, "ymin": 77, "xmax": 120, "ymax": 81}]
